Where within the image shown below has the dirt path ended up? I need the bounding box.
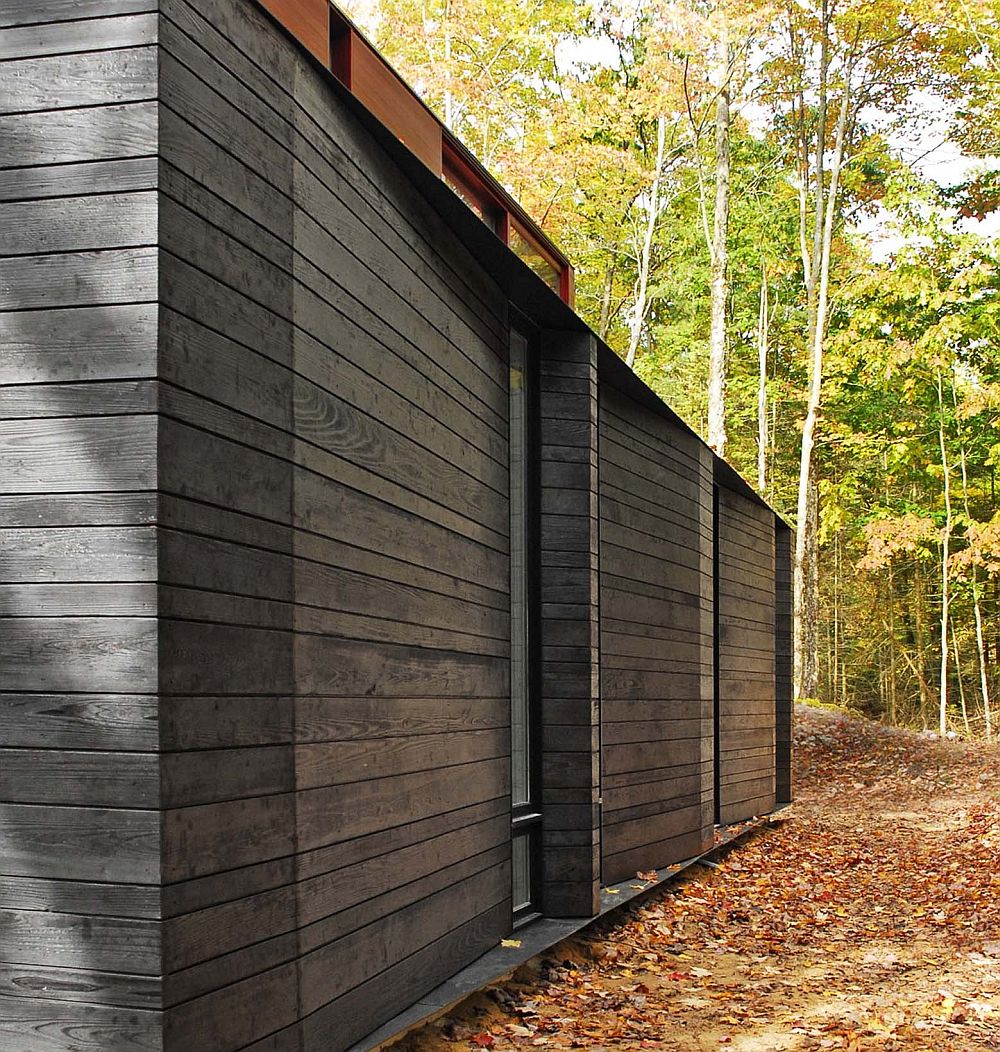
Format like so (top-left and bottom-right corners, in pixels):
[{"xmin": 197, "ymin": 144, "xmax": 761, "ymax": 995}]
[{"xmin": 391, "ymin": 706, "xmax": 1000, "ymax": 1051}]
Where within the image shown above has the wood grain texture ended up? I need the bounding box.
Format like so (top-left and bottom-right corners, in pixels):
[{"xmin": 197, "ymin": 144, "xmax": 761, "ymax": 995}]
[
  {"xmin": 0, "ymin": 305, "xmax": 156, "ymax": 384},
  {"xmin": 599, "ymin": 384, "xmax": 715, "ymax": 885},
  {"xmin": 0, "ymin": 248, "xmax": 158, "ymax": 310},
  {"xmin": 0, "ymin": 803, "xmax": 159, "ymax": 883},
  {"xmin": 0, "ymin": 193, "xmax": 156, "ymax": 256},
  {"xmin": 0, "ymin": 157, "xmax": 158, "ymax": 202},
  {"xmin": 0, "ymin": 907, "xmax": 160, "ymax": 974},
  {"xmin": 0, "ymin": 998, "xmax": 163, "ymax": 1052},
  {"xmin": 0, "ymin": 102, "xmax": 158, "ymax": 166},
  {"xmin": 0, "ymin": 960, "xmax": 161, "ymax": 1009},
  {"xmin": 0, "ymin": 1, "xmax": 157, "ymax": 27},
  {"xmin": 0, "ymin": 47, "xmax": 157, "ymax": 115},
  {"xmin": 715, "ymin": 483, "xmax": 777, "ymax": 824},
  {"xmin": 1, "ymin": 617, "xmax": 157, "ymax": 693},
  {"xmin": 147, "ymin": 1, "xmax": 512, "ymax": 1046},
  {"xmin": 0, "ymin": 381, "xmax": 157, "ymax": 420},
  {"xmin": 0, "ymin": 874, "xmax": 159, "ymax": 918},
  {"xmin": 0, "ymin": 749, "xmax": 158, "ymax": 806},
  {"xmin": 0, "ymin": 14, "xmax": 157, "ymax": 59},
  {"xmin": 0, "ymin": 414, "xmax": 156, "ymax": 492},
  {"xmin": 0, "ymin": 525, "xmax": 156, "ymax": 582},
  {"xmin": 0, "ymin": 16, "xmax": 165, "ymax": 1049}
]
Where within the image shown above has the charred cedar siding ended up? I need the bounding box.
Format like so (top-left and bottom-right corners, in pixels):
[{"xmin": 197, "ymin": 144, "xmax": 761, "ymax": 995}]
[
  {"xmin": 0, "ymin": 0, "xmax": 790, "ymax": 1048},
  {"xmin": 155, "ymin": 0, "xmax": 510, "ymax": 1048},
  {"xmin": 598, "ymin": 385, "xmax": 715, "ymax": 885},
  {"xmin": 538, "ymin": 332, "xmax": 601, "ymax": 918},
  {"xmin": 715, "ymin": 485, "xmax": 777, "ymax": 824},
  {"xmin": 775, "ymin": 520, "xmax": 794, "ymax": 804},
  {"xmin": 0, "ymin": 3, "xmax": 164, "ymax": 1050},
  {"xmin": 0, "ymin": 0, "xmax": 511, "ymax": 1049}
]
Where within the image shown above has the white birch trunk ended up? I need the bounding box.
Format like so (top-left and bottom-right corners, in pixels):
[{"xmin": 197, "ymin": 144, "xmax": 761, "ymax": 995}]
[
  {"xmin": 955, "ymin": 390, "xmax": 993, "ymax": 739},
  {"xmin": 626, "ymin": 115, "xmax": 666, "ymax": 369},
  {"xmin": 707, "ymin": 26, "xmax": 731, "ymax": 455},
  {"xmin": 794, "ymin": 45, "xmax": 851, "ymax": 701},
  {"xmin": 936, "ymin": 369, "xmax": 952, "ymax": 736},
  {"xmin": 757, "ymin": 267, "xmax": 769, "ymax": 494}
]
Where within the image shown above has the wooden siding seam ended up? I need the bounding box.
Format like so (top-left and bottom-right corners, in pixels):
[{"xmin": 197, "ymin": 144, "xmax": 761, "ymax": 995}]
[{"xmin": 154, "ymin": 365, "xmax": 510, "ymax": 504}]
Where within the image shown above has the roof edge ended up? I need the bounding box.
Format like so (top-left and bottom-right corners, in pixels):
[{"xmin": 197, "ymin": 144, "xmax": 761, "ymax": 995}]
[{"xmin": 254, "ymin": 0, "xmax": 790, "ymax": 529}]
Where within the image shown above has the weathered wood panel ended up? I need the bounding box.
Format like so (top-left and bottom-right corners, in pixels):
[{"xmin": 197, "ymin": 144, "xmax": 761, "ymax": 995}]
[
  {"xmin": 539, "ymin": 332, "xmax": 601, "ymax": 917},
  {"xmin": 716, "ymin": 483, "xmax": 777, "ymax": 823},
  {"xmin": 152, "ymin": 0, "xmax": 511, "ymax": 1046},
  {"xmin": 1, "ymin": 1, "xmax": 788, "ymax": 1049},
  {"xmin": 775, "ymin": 519, "xmax": 794, "ymax": 804},
  {"xmin": 0, "ymin": 9, "xmax": 164, "ymax": 1047},
  {"xmin": 598, "ymin": 385, "xmax": 715, "ymax": 885}
]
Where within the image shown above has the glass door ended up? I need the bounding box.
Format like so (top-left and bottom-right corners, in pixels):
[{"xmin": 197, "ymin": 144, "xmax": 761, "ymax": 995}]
[{"xmin": 509, "ymin": 321, "xmax": 541, "ymax": 923}]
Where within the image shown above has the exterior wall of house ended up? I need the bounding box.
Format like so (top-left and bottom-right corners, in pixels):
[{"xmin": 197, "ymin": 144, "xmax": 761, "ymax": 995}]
[
  {"xmin": 775, "ymin": 520, "xmax": 794, "ymax": 804},
  {"xmin": 0, "ymin": 5, "xmax": 165, "ymax": 1049},
  {"xmin": 156, "ymin": 0, "xmax": 513, "ymax": 1047},
  {"xmin": 0, "ymin": 1, "xmax": 790, "ymax": 1049},
  {"xmin": 538, "ymin": 331, "xmax": 602, "ymax": 918},
  {"xmin": 715, "ymin": 483, "xmax": 778, "ymax": 824},
  {"xmin": 598, "ymin": 385, "xmax": 716, "ymax": 884}
]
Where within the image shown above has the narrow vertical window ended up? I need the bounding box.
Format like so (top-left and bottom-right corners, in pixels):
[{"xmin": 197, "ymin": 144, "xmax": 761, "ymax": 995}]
[
  {"xmin": 509, "ymin": 322, "xmax": 540, "ymax": 923},
  {"xmin": 510, "ymin": 327, "xmax": 530, "ymax": 809}
]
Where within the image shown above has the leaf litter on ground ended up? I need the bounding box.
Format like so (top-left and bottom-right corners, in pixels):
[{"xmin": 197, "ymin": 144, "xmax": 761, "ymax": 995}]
[{"xmin": 389, "ymin": 706, "xmax": 1000, "ymax": 1051}]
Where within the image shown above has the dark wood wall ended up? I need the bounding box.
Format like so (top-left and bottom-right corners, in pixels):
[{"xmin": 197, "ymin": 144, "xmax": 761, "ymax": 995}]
[
  {"xmin": 538, "ymin": 331, "xmax": 601, "ymax": 917},
  {"xmin": 598, "ymin": 386, "xmax": 715, "ymax": 885},
  {"xmin": 155, "ymin": 3, "xmax": 298, "ymax": 1046},
  {"xmin": 0, "ymin": 4, "xmax": 165, "ymax": 1049},
  {"xmin": 775, "ymin": 520, "xmax": 794, "ymax": 804},
  {"xmin": 1, "ymin": 1, "xmax": 791, "ymax": 1048},
  {"xmin": 155, "ymin": 0, "xmax": 512, "ymax": 1048},
  {"xmin": 715, "ymin": 484, "xmax": 777, "ymax": 824}
]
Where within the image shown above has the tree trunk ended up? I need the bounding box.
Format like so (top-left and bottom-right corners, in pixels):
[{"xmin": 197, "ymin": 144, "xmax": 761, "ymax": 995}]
[
  {"xmin": 769, "ymin": 398, "xmax": 777, "ymax": 505},
  {"xmin": 936, "ymin": 369, "xmax": 952, "ymax": 736},
  {"xmin": 794, "ymin": 27, "xmax": 851, "ymax": 701},
  {"xmin": 914, "ymin": 565, "xmax": 931, "ymax": 725},
  {"xmin": 886, "ymin": 573, "xmax": 898, "ymax": 725},
  {"xmin": 626, "ymin": 115, "xmax": 666, "ymax": 369},
  {"xmin": 953, "ymin": 625, "xmax": 970, "ymax": 736},
  {"xmin": 599, "ymin": 265, "xmax": 614, "ymax": 340},
  {"xmin": 954, "ymin": 385, "xmax": 993, "ymax": 740},
  {"xmin": 972, "ymin": 583, "xmax": 992, "ymax": 739},
  {"xmin": 885, "ymin": 451, "xmax": 899, "ymax": 725},
  {"xmin": 707, "ymin": 26, "xmax": 731, "ymax": 455},
  {"xmin": 794, "ymin": 481, "xmax": 821, "ymax": 699},
  {"xmin": 756, "ymin": 265, "xmax": 768, "ymax": 494}
]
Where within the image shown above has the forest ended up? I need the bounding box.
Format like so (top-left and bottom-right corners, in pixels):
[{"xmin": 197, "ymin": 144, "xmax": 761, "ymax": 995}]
[{"xmin": 340, "ymin": 0, "xmax": 1000, "ymax": 740}]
